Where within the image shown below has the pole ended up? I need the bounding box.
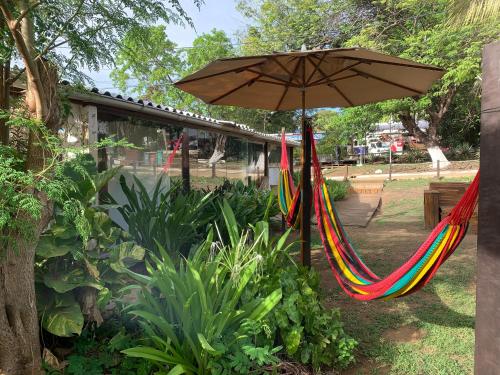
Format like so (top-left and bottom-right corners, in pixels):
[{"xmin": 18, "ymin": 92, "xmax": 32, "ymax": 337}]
[
  {"xmin": 300, "ymin": 57, "xmax": 311, "ymax": 267},
  {"xmin": 181, "ymin": 130, "xmax": 190, "ymax": 193},
  {"xmin": 389, "ymin": 120, "xmax": 393, "ymax": 181},
  {"xmin": 474, "ymin": 41, "xmax": 500, "ymax": 375}
]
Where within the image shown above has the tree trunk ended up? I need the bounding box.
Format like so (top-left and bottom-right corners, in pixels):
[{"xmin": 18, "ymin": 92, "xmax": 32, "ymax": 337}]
[
  {"xmin": 0, "ymin": 193, "xmax": 52, "ymax": 375},
  {"xmin": 399, "ymin": 112, "xmax": 450, "ymax": 168}
]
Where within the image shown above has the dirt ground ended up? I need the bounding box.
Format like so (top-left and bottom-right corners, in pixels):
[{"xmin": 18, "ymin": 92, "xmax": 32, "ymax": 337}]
[{"xmin": 311, "ymin": 178, "xmax": 477, "ymax": 374}]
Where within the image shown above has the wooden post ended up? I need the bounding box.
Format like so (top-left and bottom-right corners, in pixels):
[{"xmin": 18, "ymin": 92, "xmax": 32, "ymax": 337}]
[
  {"xmin": 301, "ymin": 110, "xmax": 312, "ymax": 267},
  {"xmin": 423, "ymin": 190, "xmax": 440, "ymax": 229},
  {"xmin": 263, "ymin": 142, "xmax": 269, "ymax": 178},
  {"xmin": 475, "ymin": 41, "xmax": 500, "ymax": 375},
  {"xmin": 288, "ymin": 146, "xmax": 294, "ymax": 176},
  {"xmin": 182, "ymin": 130, "xmax": 190, "ymax": 193}
]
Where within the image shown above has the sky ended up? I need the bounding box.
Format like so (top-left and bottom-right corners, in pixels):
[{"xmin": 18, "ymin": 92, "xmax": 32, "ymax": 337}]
[{"xmin": 90, "ymin": 0, "xmax": 246, "ymax": 91}]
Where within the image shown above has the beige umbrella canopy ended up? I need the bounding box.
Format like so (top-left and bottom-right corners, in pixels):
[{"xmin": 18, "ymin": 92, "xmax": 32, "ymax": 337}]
[
  {"xmin": 175, "ymin": 47, "xmax": 444, "ymax": 110},
  {"xmin": 175, "ymin": 47, "xmax": 444, "ymax": 267}
]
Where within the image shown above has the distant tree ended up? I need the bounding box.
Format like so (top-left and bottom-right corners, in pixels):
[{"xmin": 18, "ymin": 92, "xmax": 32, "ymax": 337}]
[
  {"xmin": 0, "ymin": 1, "xmax": 199, "ymax": 372},
  {"xmin": 112, "ymin": 27, "xmax": 298, "ymax": 132},
  {"xmin": 237, "ymin": 0, "xmax": 499, "ymax": 165},
  {"xmin": 344, "ymin": 0, "xmax": 499, "ymax": 164},
  {"xmin": 236, "ymin": 0, "xmax": 374, "ymax": 54},
  {"xmin": 314, "ymin": 105, "xmax": 381, "ymax": 154}
]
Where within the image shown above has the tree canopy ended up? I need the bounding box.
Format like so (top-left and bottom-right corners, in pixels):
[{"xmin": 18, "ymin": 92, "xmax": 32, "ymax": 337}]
[
  {"xmin": 236, "ymin": 0, "xmax": 499, "ymax": 155},
  {"xmin": 111, "ymin": 27, "xmax": 298, "ymax": 132}
]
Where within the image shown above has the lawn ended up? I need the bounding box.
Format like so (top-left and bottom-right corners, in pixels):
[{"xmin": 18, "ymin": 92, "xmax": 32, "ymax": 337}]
[{"xmin": 310, "ymin": 177, "xmax": 477, "ymax": 374}]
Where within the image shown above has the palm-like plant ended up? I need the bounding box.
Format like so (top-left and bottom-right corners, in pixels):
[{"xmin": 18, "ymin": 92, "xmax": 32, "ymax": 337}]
[
  {"xmin": 449, "ymin": 0, "xmax": 500, "ymax": 25},
  {"xmin": 121, "ymin": 201, "xmax": 283, "ymax": 374}
]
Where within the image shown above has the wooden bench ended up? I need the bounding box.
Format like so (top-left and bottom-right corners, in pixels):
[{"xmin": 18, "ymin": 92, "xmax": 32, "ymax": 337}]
[{"xmin": 424, "ymin": 182, "xmax": 478, "ymax": 233}]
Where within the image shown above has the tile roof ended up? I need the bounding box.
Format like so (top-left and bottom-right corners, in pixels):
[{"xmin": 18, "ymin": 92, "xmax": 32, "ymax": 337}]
[{"xmin": 62, "ymin": 81, "xmax": 299, "ymax": 147}]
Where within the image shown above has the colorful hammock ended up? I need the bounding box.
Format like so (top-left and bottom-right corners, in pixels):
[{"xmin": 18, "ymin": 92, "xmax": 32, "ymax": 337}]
[
  {"xmin": 278, "ymin": 129, "xmax": 479, "ymax": 300},
  {"xmin": 278, "ymin": 142, "xmax": 302, "ymax": 228}
]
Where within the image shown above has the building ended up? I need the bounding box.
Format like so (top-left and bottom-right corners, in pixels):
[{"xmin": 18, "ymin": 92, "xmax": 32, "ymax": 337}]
[{"xmin": 53, "ymin": 84, "xmax": 298, "ymax": 192}]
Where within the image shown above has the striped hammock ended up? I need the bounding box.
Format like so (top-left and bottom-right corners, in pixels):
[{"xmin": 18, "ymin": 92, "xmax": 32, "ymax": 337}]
[{"xmin": 278, "ymin": 129, "xmax": 479, "ymax": 300}]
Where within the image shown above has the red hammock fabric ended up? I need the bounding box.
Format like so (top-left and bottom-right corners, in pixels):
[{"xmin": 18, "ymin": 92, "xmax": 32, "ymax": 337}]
[{"xmin": 162, "ymin": 135, "xmax": 183, "ymax": 173}]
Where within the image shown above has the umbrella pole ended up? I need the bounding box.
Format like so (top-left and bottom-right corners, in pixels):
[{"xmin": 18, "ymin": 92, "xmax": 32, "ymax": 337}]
[{"xmin": 300, "ymin": 89, "xmax": 312, "ymax": 267}]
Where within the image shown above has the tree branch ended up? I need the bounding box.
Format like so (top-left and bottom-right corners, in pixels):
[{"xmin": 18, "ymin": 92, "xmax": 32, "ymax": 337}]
[
  {"xmin": 13, "ymin": 0, "xmax": 43, "ymax": 29},
  {"xmin": 36, "ymin": 0, "xmax": 84, "ymax": 60}
]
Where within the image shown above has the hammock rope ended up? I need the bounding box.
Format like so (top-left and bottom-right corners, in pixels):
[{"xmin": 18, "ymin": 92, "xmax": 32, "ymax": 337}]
[{"xmin": 278, "ymin": 129, "xmax": 479, "ymax": 300}]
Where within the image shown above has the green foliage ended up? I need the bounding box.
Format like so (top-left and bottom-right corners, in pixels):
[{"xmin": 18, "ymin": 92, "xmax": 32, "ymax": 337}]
[
  {"xmin": 36, "ymin": 154, "xmax": 145, "ymax": 337},
  {"xmin": 122, "ymin": 203, "xmax": 282, "ymax": 374},
  {"xmin": 109, "ymin": 177, "xmax": 279, "ymax": 257},
  {"xmin": 107, "ymin": 175, "xmax": 215, "ymax": 257},
  {"xmin": 325, "ymin": 180, "xmax": 350, "ymax": 201},
  {"xmin": 43, "ymin": 322, "xmax": 153, "ymax": 375},
  {"xmin": 394, "ymin": 150, "xmax": 432, "ymax": 164},
  {"xmin": 444, "ymin": 143, "xmax": 479, "ymax": 161},
  {"xmin": 245, "ymin": 223, "xmax": 357, "ymax": 371},
  {"xmin": 1, "ymin": 0, "xmax": 202, "ymax": 84},
  {"xmin": 315, "ymin": 106, "xmax": 382, "ymax": 153},
  {"xmin": 236, "ymin": 0, "xmax": 370, "ymax": 53},
  {"xmin": 209, "ymin": 180, "xmax": 280, "ymax": 238},
  {"xmin": 111, "ymin": 27, "xmax": 298, "ymax": 132}
]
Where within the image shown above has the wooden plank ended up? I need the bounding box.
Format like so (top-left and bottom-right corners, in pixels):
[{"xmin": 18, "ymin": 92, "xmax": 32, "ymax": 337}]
[
  {"xmin": 424, "ymin": 190, "xmax": 440, "ymax": 229},
  {"xmin": 475, "ymin": 41, "xmax": 500, "ymax": 375}
]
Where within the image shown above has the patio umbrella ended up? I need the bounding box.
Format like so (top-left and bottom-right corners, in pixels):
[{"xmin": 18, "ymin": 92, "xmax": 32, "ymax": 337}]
[{"xmin": 174, "ymin": 47, "xmax": 444, "ymax": 266}]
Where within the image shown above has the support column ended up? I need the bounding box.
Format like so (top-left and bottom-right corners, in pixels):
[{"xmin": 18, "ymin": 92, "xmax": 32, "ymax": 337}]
[
  {"xmin": 182, "ymin": 129, "xmax": 190, "ymax": 193},
  {"xmin": 288, "ymin": 146, "xmax": 294, "ymax": 176},
  {"xmin": 301, "ymin": 113, "xmax": 312, "ymax": 268},
  {"xmin": 86, "ymin": 105, "xmax": 98, "ymax": 166},
  {"xmin": 475, "ymin": 41, "xmax": 500, "ymax": 375},
  {"xmin": 263, "ymin": 142, "xmax": 269, "ymax": 178}
]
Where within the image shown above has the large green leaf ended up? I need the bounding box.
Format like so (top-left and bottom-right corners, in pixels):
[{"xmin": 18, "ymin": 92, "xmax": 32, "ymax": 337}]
[
  {"xmin": 109, "ymin": 241, "xmax": 145, "ymax": 272},
  {"xmin": 40, "ymin": 293, "xmax": 84, "ymax": 337},
  {"xmin": 36, "ymin": 236, "xmax": 74, "ymax": 258},
  {"xmin": 43, "ymin": 267, "xmax": 102, "ymax": 293}
]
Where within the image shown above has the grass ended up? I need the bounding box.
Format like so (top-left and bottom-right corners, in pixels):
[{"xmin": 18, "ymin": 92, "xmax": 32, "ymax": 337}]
[{"xmin": 314, "ymin": 177, "xmax": 477, "ymax": 374}]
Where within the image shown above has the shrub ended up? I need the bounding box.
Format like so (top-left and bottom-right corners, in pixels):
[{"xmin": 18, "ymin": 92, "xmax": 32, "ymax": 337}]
[
  {"xmin": 122, "ymin": 201, "xmax": 282, "ymax": 374},
  {"xmin": 444, "ymin": 143, "xmax": 479, "ymax": 161},
  {"xmin": 394, "ymin": 149, "xmax": 431, "ymax": 164},
  {"xmin": 36, "ymin": 155, "xmax": 145, "ymax": 337},
  {"xmin": 109, "ymin": 177, "xmax": 279, "ymax": 257},
  {"xmin": 106, "ymin": 176, "xmax": 215, "ymax": 258},
  {"xmin": 325, "ymin": 180, "xmax": 350, "ymax": 201}
]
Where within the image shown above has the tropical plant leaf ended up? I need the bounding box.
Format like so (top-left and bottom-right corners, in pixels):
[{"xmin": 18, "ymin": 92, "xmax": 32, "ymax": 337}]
[{"xmin": 40, "ymin": 293, "xmax": 84, "ymax": 337}]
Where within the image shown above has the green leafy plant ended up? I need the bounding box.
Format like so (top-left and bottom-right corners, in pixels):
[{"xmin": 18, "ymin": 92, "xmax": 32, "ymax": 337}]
[
  {"xmin": 325, "ymin": 180, "xmax": 350, "ymax": 201},
  {"xmin": 122, "ymin": 201, "xmax": 282, "ymax": 374},
  {"xmin": 36, "ymin": 155, "xmax": 145, "ymax": 337},
  {"xmin": 244, "ymin": 215, "xmax": 357, "ymax": 371},
  {"xmin": 107, "ymin": 175, "xmax": 215, "ymax": 258},
  {"xmin": 445, "ymin": 143, "xmax": 479, "ymax": 161}
]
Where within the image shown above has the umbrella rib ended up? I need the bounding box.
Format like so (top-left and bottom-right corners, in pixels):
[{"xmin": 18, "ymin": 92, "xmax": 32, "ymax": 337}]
[
  {"xmin": 306, "ymin": 55, "xmax": 356, "ymax": 106},
  {"xmin": 270, "ymin": 56, "xmax": 301, "ymax": 85},
  {"xmin": 176, "ymin": 61, "xmax": 265, "ymax": 85},
  {"xmin": 308, "ymin": 62, "xmax": 363, "ymax": 86},
  {"xmin": 329, "ymin": 83, "xmax": 354, "ymax": 106},
  {"xmin": 275, "ymin": 58, "xmax": 303, "ymax": 111},
  {"xmin": 208, "ymin": 73, "xmax": 262, "ymax": 104},
  {"xmin": 256, "ymin": 79, "xmax": 298, "ymax": 88},
  {"xmin": 335, "ymin": 55, "xmax": 443, "ymax": 71},
  {"xmin": 351, "ymin": 68, "xmax": 423, "ymax": 94},
  {"xmin": 305, "ymin": 51, "xmax": 328, "ymax": 85},
  {"xmin": 246, "ymin": 68, "xmax": 296, "ymax": 85}
]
